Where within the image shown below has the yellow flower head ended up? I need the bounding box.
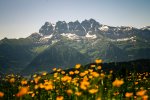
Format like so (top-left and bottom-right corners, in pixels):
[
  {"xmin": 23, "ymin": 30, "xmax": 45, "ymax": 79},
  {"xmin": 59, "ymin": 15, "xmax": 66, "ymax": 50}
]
[
  {"xmin": 57, "ymin": 68, "xmax": 62, "ymax": 72},
  {"xmin": 75, "ymin": 64, "xmax": 81, "ymax": 69},
  {"xmin": 91, "ymin": 72, "xmax": 99, "ymax": 77},
  {"xmin": 80, "ymin": 80, "xmax": 90, "ymax": 90},
  {"xmin": 95, "ymin": 59, "xmax": 102, "ymax": 64},
  {"xmin": 112, "ymin": 79, "xmax": 124, "ymax": 87},
  {"xmin": 75, "ymin": 92, "xmax": 82, "ymax": 96},
  {"xmin": 88, "ymin": 89, "xmax": 98, "ymax": 94},
  {"xmin": 21, "ymin": 80, "xmax": 28, "ymax": 85},
  {"xmin": 9, "ymin": 78, "xmax": 15, "ymax": 83},
  {"xmin": 56, "ymin": 96, "xmax": 64, "ymax": 100},
  {"xmin": 45, "ymin": 84, "xmax": 53, "ymax": 90},
  {"xmin": 97, "ymin": 66, "xmax": 102, "ymax": 70},
  {"xmin": 142, "ymin": 95, "xmax": 148, "ymax": 100},
  {"xmin": 134, "ymin": 82, "xmax": 138, "ymax": 85},
  {"xmin": 79, "ymin": 72, "xmax": 86, "ymax": 77},
  {"xmin": 0, "ymin": 92, "xmax": 4, "ymax": 98},
  {"xmin": 34, "ymin": 85, "xmax": 39, "ymax": 90},
  {"xmin": 66, "ymin": 89, "xmax": 73, "ymax": 95},
  {"xmin": 136, "ymin": 90, "xmax": 147, "ymax": 96},
  {"xmin": 125, "ymin": 92, "xmax": 133, "ymax": 98},
  {"xmin": 16, "ymin": 87, "xmax": 29, "ymax": 97},
  {"xmin": 91, "ymin": 64, "xmax": 96, "ymax": 68},
  {"xmin": 53, "ymin": 68, "xmax": 57, "ymax": 71},
  {"xmin": 42, "ymin": 72, "xmax": 47, "ymax": 76},
  {"xmin": 69, "ymin": 71, "xmax": 74, "ymax": 75},
  {"xmin": 61, "ymin": 76, "xmax": 72, "ymax": 82},
  {"xmin": 74, "ymin": 70, "xmax": 79, "ymax": 74},
  {"xmin": 61, "ymin": 71, "xmax": 65, "ymax": 75}
]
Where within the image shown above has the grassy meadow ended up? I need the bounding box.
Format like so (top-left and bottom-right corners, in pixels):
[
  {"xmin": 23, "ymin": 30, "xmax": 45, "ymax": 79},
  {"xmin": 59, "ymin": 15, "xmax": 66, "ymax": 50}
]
[{"xmin": 0, "ymin": 59, "xmax": 150, "ymax": 100}]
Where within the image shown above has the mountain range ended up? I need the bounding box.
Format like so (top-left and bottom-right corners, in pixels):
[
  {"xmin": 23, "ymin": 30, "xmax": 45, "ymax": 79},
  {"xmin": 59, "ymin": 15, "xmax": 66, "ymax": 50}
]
[{"xmin": 0, "ymin": 19, "xmax": 150, "ymax": 75}]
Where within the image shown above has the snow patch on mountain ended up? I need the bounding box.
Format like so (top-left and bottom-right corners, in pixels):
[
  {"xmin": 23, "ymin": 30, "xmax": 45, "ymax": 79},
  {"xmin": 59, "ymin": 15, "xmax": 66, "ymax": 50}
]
[
  {"xmin": 111, "ymin": 36, "xmax": 136, "ymax": 42},
  {"xmin": 99, "ymin": 25, "xmax": 109, "ymax": 31},
  {"xmin": 43, "ymin": 34, "xmax": 53, "ymax": 39},
  {"xmin": 61, "ymin": 33, "xmax": 80, "ymax": 40},
  {"xmin": 85, "ymin": 32, "xmax": 97, "ymax": 39}
]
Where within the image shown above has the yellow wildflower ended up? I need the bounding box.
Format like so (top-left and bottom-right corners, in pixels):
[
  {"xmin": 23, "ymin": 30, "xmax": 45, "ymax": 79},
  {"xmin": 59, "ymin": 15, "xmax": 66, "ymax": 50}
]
[
  {"xmin": 16, "ymin": 87, "xmax": 29, "ymax": 97},
  {"xmin": 53, "ymin": 68, "xmax": 57, "ymax": 71},
  {"xmin": 97, "ymin": 66, "xmax": 102, "ymax": 70},
  {"xmin": 57, "ymin": 68, "xmax": 62, "ymax": 72},
  {"xmin": 75, "ymin": 92, "xmax": 82, "ymax": 96},
  {"xmin": 136, "ymin": 90, "xmax": 147, "ymax": 96},
  {"xmin": 21, "ymin": 80, "xmax": 28, "ymax": 85},
  {"xmin": 61, "ymin": 76, "xmax": 72, "ymax": 82},
  {"xmin": 66, "ymin": 89, "xmax": 73, "ymax": 95},
  {"xmin": 88, "ymin": 89, "xmax": 98, "ymax": 94},
  {"xmin": 0, "ymin": 92, "xmax": 4, "ymax": 98},
  {"xmin": 134, "ymin": 82, "xmax": 138, "ymax": 85},
  {"xmin": 112, "ymin": 79, "xmax": 124, "ymax": 87},
  {"xmin": 45, "ymin": 84, "xmax": 53, "ymax": 90},
  {"xmin": 95, "ymin": 59, "xmax": 102, "ymax": 64},
  {"xmin": 69, "ymin": 71, "xmax": 74, "ymax": 75},
  {"xmin": 31, "ymin": 93, "xmax": 35, "ymax": 97},
  {"xmin": 142, "ymin": 95, "xmax": 148, "ymax": 100},
  {"xmin": 91, "ymin": 72, "xmax": 99, "ymax": 77},
  {"xmin": 88, "ymin": 69, "xmax": 93, "ymax": 73},
  {"xmin": 91, "ymin": 64, "xmax": 96, "ymax": 68},
  {"xmin": 33, "ymin": 74, "xmax": 37, "ymax": 78},
  {"xmin": 100, "ymin": 73, "xmax": 105, "ymax": 78},
  {"xmin": 42, "ymin": 72, "xmax": 47, "ymax": 76},
  {"xmin": 75, "ymin": 64, "xmax": 81, "ymax": 69},
  {"xmin": 61, "ymin": 71, "xmax": 65, "ymax": 74},
  {"xmin": 34, "ymin": 85, "xmax": 39, "ymax": 90},
  {"xmin": 74, "ymin": 70, "xmax": 79, "ymax": 74},
  {"xmin": 79, "ymin": 72, "xmax": 86, "ymax": 77},
  {"xmin": 80, "ymin": 80, "xmax": 90, "ymax": 90},
  {"xmin": 96, "ymin": 97, "xmax": 101, "ymax": 100},
  {"xmin": 125, "ymin": 92, "xmax": 133, "ymax": 98},
  {"xmin": 56, "ymin": 96, "xmax": 64, "ymax": 100},
  {"xmin": 9, "ymin": 78, "xmax": 15, "ymax": 83}
]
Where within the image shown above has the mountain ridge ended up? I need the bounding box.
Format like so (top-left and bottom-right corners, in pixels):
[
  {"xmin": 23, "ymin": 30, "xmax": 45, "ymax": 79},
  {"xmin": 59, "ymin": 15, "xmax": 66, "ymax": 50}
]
[{"xmin": 0, "ymin": 18, "xmax": 150, "ymax": 74}]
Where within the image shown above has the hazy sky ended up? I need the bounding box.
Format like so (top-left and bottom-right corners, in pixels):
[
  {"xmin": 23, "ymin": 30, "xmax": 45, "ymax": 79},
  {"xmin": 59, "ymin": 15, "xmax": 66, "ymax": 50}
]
[{"xmin": 0, "ymin": 0, "xmax": 150, "ymax": 39}]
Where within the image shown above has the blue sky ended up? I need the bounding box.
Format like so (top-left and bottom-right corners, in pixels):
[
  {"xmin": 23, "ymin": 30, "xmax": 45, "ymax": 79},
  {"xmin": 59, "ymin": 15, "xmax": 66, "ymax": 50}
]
[{"xmin": 0, "ymin": 0, "xmax": 150, "ymax": 39}]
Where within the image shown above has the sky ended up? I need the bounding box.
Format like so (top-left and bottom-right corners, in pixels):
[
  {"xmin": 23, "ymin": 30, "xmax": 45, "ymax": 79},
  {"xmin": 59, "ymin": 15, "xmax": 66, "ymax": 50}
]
[{"xmin": 0, "ymin": 0, "xmax": 150, "ymax": 39}]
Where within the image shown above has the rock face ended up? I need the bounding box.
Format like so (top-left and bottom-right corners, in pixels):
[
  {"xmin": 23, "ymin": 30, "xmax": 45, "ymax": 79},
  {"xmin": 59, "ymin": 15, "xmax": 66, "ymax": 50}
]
[
  {"xmin": 38, "ymin": 19, "xmax": 150, "ymax": 41},
  {"xmin": 39, "ymin": 19, "xmax": 101, "ymax": 37},
  {"xmin": 39, "ymin": 22, "xmax": 54, "ymax": 35}
]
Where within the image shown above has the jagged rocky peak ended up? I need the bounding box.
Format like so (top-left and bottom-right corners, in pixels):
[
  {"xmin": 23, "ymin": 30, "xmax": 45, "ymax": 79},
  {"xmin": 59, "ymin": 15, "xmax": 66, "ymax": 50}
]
[
  {"xmin": 39, "ymin": 22, "xmax": 54, "ymax": 36},
  {"xmin": 55, "ymin": 21, "xmax": 68, "ymax": 33},
  {"xmin": 38, "ymin": 19, "xmax": 102, "ymax": 37}
]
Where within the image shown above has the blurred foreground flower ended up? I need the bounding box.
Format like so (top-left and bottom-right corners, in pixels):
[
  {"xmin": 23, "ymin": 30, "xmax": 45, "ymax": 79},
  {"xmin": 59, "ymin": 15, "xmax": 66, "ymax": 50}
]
[
  {"xmin": 9, "ymin": 78, "xmax": 15, "ymax": 83},
  {"xmin": 75, "ymin": 64, "xmax": 81, "ymax": 69},
  {"xmin": 125, "ymin": 92, "xmax": 133, "ymax": 98},
  {"xmin": 16, "ymin": 87, "xmax": 29, "ymax": 97},
  {"xmin": 0, "ymin": 91, "xmax": 4, "ymax": 98},
  {"xmin": 88, "ymin": 89, "xmax": 98, "ymax": 94},
  {"xmin": 95, "ymin": 59, "xmax": 102, "ymax": 64},
  {"xmin": 136, "ymin": 90, "xmax": 147, "ymax": 96},
  {"xmin": 56, "ymin": 96, "xmax": 64, "ymax": 100},
  {"xmin": 112, "ymin": 79, "xmax": 124, "ymax": 87}
]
